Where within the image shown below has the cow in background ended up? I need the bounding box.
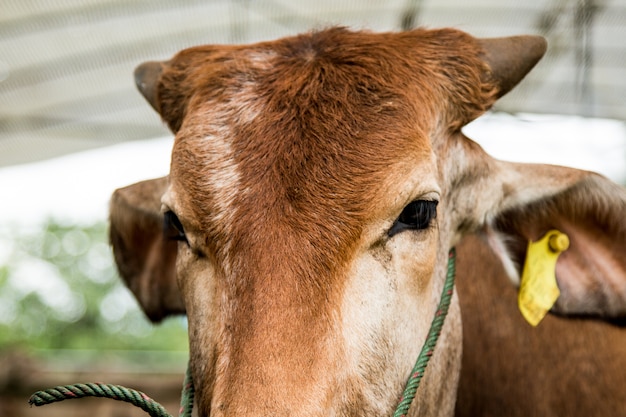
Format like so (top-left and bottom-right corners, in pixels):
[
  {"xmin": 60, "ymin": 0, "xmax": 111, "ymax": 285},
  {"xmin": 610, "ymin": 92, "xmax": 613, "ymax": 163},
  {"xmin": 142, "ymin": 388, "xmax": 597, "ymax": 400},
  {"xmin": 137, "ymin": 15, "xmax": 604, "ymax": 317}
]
[{"xmin": 455, "ymin": 235, "xmax": 626, "ymax": 416}]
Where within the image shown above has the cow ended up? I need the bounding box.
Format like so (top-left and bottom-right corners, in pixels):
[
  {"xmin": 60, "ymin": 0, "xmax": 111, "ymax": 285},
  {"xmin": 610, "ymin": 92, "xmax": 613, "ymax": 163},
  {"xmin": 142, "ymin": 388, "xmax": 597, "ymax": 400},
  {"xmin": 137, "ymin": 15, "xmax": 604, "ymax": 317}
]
[
  {"xmin": 455, "ymin": 235, "xmax": 626, "ymax": 416},
  {"xmin": 109, "ymin": 27, "xmax": 626, "ymax": 417}
]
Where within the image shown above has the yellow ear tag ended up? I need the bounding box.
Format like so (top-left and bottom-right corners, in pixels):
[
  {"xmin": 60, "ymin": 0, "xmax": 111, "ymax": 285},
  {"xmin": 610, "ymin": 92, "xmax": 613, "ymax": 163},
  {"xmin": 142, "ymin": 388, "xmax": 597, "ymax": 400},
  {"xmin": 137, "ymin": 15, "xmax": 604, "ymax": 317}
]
[{"xmin": 518, "ymin": 230, "xmax": 569, "ymax": 326}]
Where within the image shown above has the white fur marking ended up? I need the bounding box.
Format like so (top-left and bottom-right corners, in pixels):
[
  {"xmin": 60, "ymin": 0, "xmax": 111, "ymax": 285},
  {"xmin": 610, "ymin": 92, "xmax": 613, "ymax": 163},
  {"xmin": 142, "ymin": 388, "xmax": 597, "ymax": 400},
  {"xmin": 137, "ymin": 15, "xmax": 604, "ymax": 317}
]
[{"xmin": 484, "ymin": 224, "xmax": 521, "ymax": 285}]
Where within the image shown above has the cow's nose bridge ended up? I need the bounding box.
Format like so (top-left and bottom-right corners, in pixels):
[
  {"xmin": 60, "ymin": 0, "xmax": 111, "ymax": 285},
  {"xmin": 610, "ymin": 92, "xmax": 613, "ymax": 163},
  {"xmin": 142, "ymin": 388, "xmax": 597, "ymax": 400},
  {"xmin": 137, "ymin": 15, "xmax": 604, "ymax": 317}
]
[
  {"xmin": 206, "ymin": 249, "xmax": 459, "ymax": 417},
  {"xmin": 205, "ymin": 277, "xmax": 336, "ymax": 414}
]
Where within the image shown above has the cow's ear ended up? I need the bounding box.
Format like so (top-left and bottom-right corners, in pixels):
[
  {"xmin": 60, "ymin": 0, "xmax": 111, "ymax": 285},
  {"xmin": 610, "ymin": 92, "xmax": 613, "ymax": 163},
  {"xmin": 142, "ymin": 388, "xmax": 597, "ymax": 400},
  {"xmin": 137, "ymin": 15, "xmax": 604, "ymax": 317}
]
[
  {"xmin": 109, "ymin": 176, "xmax": 185, "ymax": 322},
  {"xmin": 478, "ymin": 35, "xmax": 547, "ymax": 99},
  {"xmin": 475, "ymin": 161, "xmax": 626, "ymax": 318},
  {"xmin": 134, "ymin": 61, "xmax": 164, "ymax": 113},
  {"xmin": 134, "ymin": 58, "xmax": 188, "ymax": 133}
]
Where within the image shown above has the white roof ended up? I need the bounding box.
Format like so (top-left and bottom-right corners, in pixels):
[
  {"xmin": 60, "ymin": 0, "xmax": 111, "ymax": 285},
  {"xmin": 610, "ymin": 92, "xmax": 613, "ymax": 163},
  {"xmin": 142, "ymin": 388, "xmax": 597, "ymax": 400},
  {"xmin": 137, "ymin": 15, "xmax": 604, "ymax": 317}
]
[{"xmin": 1, "ymin": 0, "xmax": 625, "ymax": 166}]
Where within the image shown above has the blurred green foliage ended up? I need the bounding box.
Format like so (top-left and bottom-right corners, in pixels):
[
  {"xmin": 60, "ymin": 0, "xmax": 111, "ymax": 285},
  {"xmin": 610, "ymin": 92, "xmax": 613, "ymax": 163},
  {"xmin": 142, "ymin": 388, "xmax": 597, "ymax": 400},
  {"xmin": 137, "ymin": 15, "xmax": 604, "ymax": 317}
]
[{"xmin": 0, "ymin": 220, "xmax": 188, "ymax": 354}]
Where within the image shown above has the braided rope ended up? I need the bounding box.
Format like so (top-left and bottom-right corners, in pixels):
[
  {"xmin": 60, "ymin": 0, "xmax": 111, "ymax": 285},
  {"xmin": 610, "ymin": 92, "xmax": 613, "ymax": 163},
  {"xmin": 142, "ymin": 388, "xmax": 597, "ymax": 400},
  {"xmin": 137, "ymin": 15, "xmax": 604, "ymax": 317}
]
[
  {"xmin": 393, "ymin": 248, "xmax": 457, "ymax": 417},
  {"xmin": 29, "ymin": 382, "xmax": 173, "ymax": 417},
  {"xmin": 29, "ymin": 362, "xmax": 195, "ymax": 417},
  {"xmin": 179, "ymin": 362, "xmax": 195, "ymax": 417}
]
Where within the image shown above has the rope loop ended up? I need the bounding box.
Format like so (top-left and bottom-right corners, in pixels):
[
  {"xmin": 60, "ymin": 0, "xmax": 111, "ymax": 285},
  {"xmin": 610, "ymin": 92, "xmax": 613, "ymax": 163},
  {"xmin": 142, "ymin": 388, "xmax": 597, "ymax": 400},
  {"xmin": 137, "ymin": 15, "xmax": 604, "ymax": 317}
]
[
  {"xmin": 29, "ymin": 362, "xmax": 195, "ymax": 417},
  {"xmin": 29, "ymin": 383, "xmax": 172, "ymax": 417}
]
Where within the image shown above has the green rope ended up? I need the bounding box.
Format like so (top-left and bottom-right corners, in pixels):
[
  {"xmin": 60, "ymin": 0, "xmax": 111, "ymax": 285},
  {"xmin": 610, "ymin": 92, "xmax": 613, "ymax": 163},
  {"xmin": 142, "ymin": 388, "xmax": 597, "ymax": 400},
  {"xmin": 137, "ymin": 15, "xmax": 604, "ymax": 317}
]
[
  {"xmin": 179, "ymin": 361, "xmax": 195, "ymax": 417},
  {"xmin": 29, "ymin": 251, "xmax": 456, "ymax": 417},
  {"xmin": 29, "ymin": 362, "xmax": 195, "ymax": 417},
  {"xmin": 393, "ymin": 248, "xmax": 457, "ymax": 417},
  {"xmin": 29, "ymin": 383, "xmax": 172, "ymax": 417}
]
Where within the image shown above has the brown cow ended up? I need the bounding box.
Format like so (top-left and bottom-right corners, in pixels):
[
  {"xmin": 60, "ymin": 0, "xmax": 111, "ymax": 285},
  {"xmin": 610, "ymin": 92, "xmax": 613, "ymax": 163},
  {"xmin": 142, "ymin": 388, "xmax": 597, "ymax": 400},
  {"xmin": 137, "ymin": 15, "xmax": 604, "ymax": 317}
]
[
  {"xmin": 455, "ymin": 235, "xmax": 626, "ymax": 416},
  {"xmin": 110, "ymin": 27, "xmax": 626, "ymax": 417}
]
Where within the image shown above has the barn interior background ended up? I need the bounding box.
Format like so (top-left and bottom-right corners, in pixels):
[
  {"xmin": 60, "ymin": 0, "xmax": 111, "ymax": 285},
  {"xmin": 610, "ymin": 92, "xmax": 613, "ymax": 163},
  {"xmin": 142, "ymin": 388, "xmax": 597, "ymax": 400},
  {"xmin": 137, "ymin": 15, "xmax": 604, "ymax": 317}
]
[{"xmin": 1, "ymin": 1, "xmax": 625, "ymax": 416}]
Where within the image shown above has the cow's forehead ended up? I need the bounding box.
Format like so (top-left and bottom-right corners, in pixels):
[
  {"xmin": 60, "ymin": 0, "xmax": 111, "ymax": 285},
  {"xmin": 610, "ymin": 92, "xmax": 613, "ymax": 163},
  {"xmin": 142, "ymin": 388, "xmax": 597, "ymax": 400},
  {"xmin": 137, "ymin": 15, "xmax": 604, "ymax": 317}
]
[
  {"xmin": 166, "ymin": 29, "xmax": 447, "ymax": 230},
  {"xmin": 168, "ymin": 98, "xmax": 438, "ymax": 256}
]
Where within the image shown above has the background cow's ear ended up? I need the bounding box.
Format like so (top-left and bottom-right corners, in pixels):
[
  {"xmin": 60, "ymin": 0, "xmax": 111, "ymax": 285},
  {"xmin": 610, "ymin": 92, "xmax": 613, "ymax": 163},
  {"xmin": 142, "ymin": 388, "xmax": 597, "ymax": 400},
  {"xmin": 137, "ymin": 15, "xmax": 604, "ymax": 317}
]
[
  {"xmin": 477, "ymin": 161, "xmax": 626, "ymax": 319},
  {"xmin": 109, "ymin": 176, "xmax": 185, "ymax": 322}
]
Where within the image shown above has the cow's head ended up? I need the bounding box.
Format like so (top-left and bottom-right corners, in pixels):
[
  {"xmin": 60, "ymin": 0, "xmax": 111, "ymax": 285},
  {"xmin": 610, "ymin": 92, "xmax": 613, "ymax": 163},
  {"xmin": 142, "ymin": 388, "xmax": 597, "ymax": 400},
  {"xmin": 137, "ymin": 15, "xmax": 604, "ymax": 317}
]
[{"xmin": 110, "ymin": 28, "xmax": 626, "ymax": 417}]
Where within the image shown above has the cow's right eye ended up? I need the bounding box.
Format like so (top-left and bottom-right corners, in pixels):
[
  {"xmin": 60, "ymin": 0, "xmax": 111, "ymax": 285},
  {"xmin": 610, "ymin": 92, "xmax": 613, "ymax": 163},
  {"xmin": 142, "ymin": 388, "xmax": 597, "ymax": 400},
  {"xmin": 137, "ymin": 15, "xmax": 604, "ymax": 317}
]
[
  {"xmin": 164, "ymin": 210, "xmax": 188, "ymax": 244},
  {"xmin": 388, "ymin": 200, "xmax": 438, "ymax": 237}
]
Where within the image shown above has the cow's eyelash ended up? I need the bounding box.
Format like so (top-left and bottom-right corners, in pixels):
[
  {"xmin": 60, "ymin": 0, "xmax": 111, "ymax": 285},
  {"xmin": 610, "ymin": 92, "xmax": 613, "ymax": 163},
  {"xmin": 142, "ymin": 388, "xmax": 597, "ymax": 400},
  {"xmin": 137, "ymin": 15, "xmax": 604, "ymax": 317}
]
[
  {"xmin": 388, "ymin": 200, "xmax": 438, "ymax": 237},
  {"xmin": 163, "ymin": 210, "xmax": 188, "ymax": 244}
]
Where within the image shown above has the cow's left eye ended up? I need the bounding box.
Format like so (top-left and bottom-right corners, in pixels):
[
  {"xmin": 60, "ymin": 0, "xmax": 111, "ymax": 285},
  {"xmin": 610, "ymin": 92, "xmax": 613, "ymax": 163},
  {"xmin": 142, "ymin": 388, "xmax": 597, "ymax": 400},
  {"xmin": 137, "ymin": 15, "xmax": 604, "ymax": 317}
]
[
  {"xmin": 388, "ymin": 200, "xmax": 438, "ymax": 237},
  {"xmin": 163, "ymin": 210, "xmax": 188, "ymax": 244}
]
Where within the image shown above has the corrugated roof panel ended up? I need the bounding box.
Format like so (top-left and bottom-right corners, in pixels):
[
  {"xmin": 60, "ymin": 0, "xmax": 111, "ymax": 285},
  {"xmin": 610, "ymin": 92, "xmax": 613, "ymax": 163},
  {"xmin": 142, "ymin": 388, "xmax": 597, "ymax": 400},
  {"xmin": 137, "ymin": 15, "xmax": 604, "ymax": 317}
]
[{"xmin": 1, "ymin": 0, "xmax": 624, "ymax": 166}]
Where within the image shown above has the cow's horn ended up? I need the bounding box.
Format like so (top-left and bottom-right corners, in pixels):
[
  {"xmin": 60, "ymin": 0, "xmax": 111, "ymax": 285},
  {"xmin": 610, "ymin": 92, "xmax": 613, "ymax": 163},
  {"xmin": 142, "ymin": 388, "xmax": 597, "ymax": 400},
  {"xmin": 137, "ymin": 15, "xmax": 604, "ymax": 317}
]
[
  {"xmin": 134, "ymin": 61, "xmax": 164, "ymax": 112},
  {"xmin": 479, "ymin": 35, "xmax": 547, "ymax": 98}
]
